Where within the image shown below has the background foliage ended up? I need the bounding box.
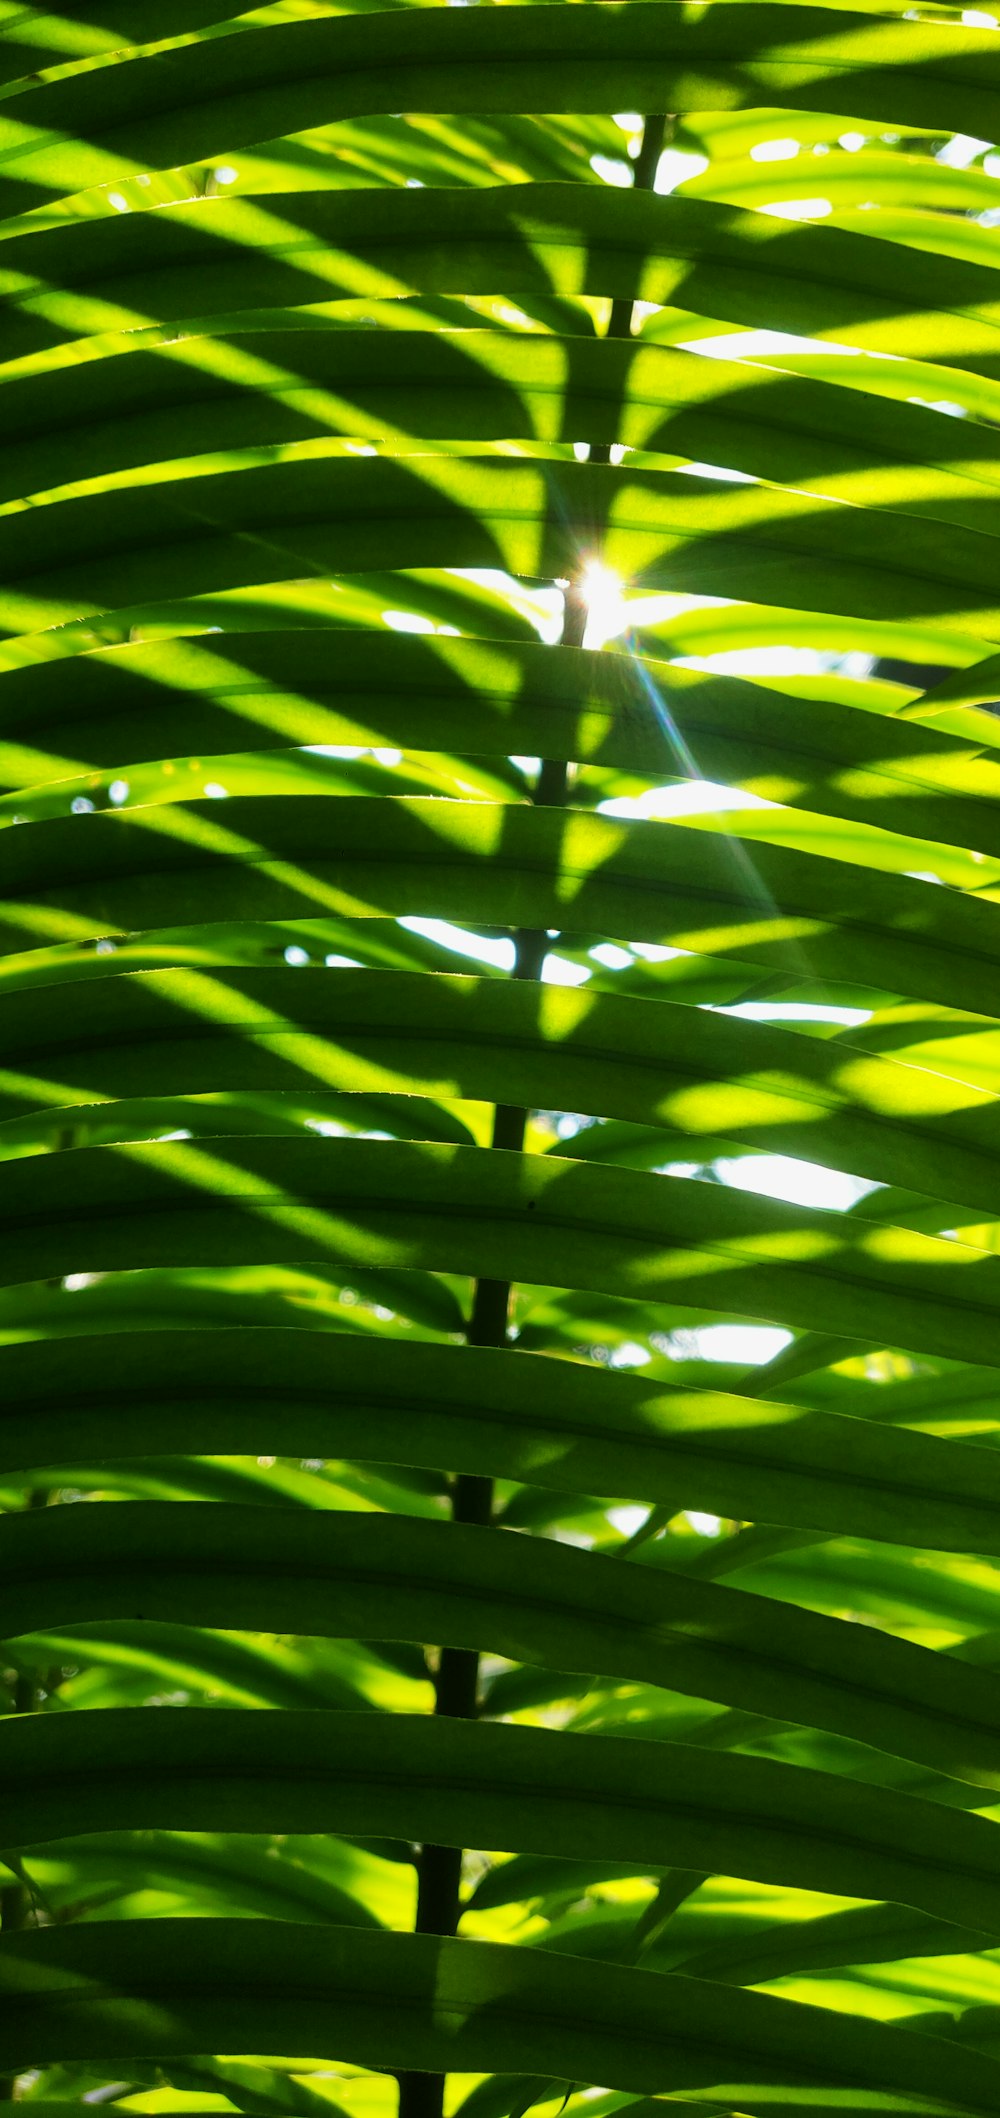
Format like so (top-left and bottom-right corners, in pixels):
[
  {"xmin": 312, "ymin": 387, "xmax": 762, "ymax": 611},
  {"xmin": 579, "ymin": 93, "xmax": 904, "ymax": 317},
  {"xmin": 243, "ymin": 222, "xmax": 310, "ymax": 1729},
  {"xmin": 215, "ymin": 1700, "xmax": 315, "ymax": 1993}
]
[{"xmin": 7, "ymin": 2, "xmax": 1000, "ymax": 2115}]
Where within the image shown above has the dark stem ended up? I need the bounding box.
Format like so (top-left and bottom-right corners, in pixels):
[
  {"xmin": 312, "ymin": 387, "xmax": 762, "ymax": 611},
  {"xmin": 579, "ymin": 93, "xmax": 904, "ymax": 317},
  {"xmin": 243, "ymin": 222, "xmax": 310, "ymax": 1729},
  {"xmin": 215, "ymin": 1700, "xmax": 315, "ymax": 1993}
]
[
  {"xmin": 398, "ymin": 113, "xmax": 664, "ymax": 2118},
  {"xmin": 593, "ymin": 112, "xmax": 669, "ymax": 455},
  {"xmin": 397, "ymin": 644, "xmax": 576, "ymax": 2118}
]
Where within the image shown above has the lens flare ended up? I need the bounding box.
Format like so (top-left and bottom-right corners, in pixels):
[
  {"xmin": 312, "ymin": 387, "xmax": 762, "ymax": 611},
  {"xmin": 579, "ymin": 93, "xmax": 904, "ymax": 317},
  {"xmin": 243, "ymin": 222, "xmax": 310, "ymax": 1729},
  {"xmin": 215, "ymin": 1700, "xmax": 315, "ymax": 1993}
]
[{"xmin": 579, "ymin": 559, "xmax": 626, "ymax": 649}]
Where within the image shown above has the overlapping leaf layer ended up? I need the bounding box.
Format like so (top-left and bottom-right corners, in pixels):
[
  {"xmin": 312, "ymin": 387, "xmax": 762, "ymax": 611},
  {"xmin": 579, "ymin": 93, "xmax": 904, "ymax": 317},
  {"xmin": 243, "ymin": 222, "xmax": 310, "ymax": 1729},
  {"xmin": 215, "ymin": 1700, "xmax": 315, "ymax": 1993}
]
[{"xmin": 3, "ymin": 5, "xmax": 1000, "ymax": 2117}]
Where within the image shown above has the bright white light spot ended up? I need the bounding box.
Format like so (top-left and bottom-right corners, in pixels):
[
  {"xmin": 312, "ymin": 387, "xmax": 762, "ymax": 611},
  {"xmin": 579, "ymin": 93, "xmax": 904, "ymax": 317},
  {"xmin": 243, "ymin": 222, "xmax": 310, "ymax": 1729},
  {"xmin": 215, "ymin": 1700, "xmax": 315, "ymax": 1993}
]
[
  {"xmin": 609, "ymin": 1504, "xmax": 649, "ymax": 1537},
  {"xmin": 214, "ymin": 165, "xmax": 239, "ymax": 185},
  {"xmin": 693, "ymin": 1323, "xmax": 793, "ymax": 1365},
  {"xmin": 284, "ymin": 945, "xmax": 310, "ymax": 966},
  {"xmin": 759, "ymin": 198, "xmax": 833, "ymax": 220},
  {"xmin": 964, "ymin": 7, "xmax": 998, "ymax": 18},
  {"xmin": 72, "ymin": 796, "xmax": 95, "ymax": 814},
  {"xmin": 510, "ymin": 755, "xmax": 542, "ymax": 777},
  {"xmin": 591, "ymin": 154, "xmax": 632, "ymax": 187},
  {"xmin": 686, "ymin": 1510, "xmax": 723, "ymax": 1537},
  {"xmin": 63, "ymin": 1273, "xmax": 98, "ymax": 1292},
  {"xmin": 813, "ymin": 142, "xmax": 831, "ymax": 155},
  {"xmin": 573, "ymin": 441, "xmax": 591, "ymax": 462},
  {"xmin": 557, "ymin": 1113, "xmax": 591, "ymax": 1139},
  {"xmin": 614, "ymin": 112, "xmax": 643, "ymax": 133},
  {"xmin": 579, "ymin": 559, "xmax": 626, "ymax": 649},
  {"xmin": 750, "ymin": 137, "xmax": 800, "ymax": 163},
  {"xmin": 631, "ymin": 941, "xmax": 686, "ymax": 962},
  {"xmin": 324, "ymin": 953, "xmax": 361, "ymax": 968},
  {"xmin": 655, "ymin": 148, "xmax": 709, "ymax": 193},
  {"xmin": 156, "ymin": 1130, "xmax": 192, "ymax": 1143},
  {"xmin": 610, "ymin": 1342, "xmax": 652, "ymax": 1369},
  {"xmin": 679, "ymin": 461, "xmax": 755, "ymax": 483},
  {"xmin": 984, "ymin": 152, "xmax": 1000, "ymax": 176},
  {"xmin": 107, "ymin": 191, "xmax": 130, "ymax": 212},
  {"xmin": 681, "ymin": 329, "xmax": 856, "ymax": 361},
  {"xmin": 529, "ymin": 590, "xmax": 566, "ymax": 645},
  {"xmin": 839, "ymin": 132, "xmax": 866, "ymax": 153},
  {"xmin": 599, "ymin": 779, "xmax": 773, "ymax": 822},
  {"xmin": 715, "ymin": 1152, "xmax": 880, "ymax": 1212},
  {"xmin": 936, "ymin": 133, "xmax": 992, "ymax": 165},
  {"xmin": 373, "ymin": 747, "xmax": 402, "ymax": 767},
  {"xmin": 406, "ymin": 179, "xmax": 424, "ymax": 189},
  {"xmin": 383, "ymin": 610, "xmax": 435, "ymax": 634},
  {"xmin": 673, "ymin": 645, "xmax": 830, "ymax": 678},
  {"xmin": 108, "ymin": 779, "xmax": 129, "ymax": 805},
  {"xmin": 906, "ymin": 869, "xmax": 942, "ymax": 885},
  {"xmin": 542, "ymin": 954, "xmax": 592, "ymax": 986},
  {"xmin": 95, "ymin": 939, "xmax": 116, "ymax": 955},
  {"xmin": 711, "ymin": 1001, "xmax": 873, "ymax": 1027},
  {"xmin": 590, "ymin": 941, "xmax": 633, "ymax": 970},
  {"xmin": 203, "ymin": 782, "xmax": 228, "ymax": 798},
  {"xmin": 399, "ymin": 916, "xmax": 516, "ymax": 971}
]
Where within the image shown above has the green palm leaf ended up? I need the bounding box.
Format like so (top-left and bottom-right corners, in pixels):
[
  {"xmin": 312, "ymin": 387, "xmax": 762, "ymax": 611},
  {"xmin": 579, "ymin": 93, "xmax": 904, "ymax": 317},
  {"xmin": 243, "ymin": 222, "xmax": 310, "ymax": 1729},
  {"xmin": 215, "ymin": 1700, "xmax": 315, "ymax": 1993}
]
[{"xmin": 5, "ymin": 6, "xmax": 1000, "ymax": 2116}]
